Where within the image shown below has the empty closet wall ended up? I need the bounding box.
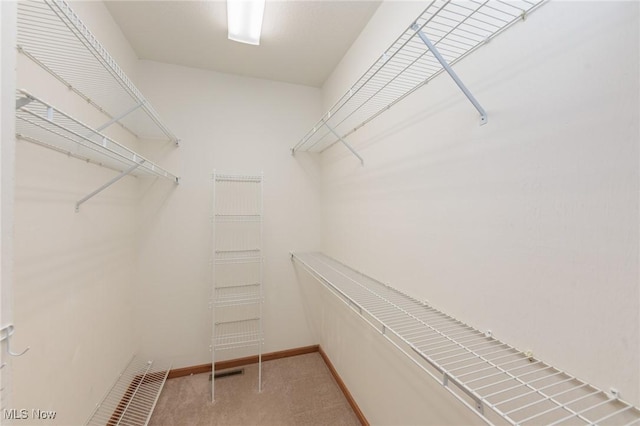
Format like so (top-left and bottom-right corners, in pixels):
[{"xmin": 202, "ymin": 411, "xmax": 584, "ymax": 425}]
[
  {"xmin": 132, "ymin": 59, "xmax": 323, "ymax": 367},
  {"xmin": 313, "ymin": 1, "xmax": 640, "ymax": 422},
  {"xmin": 11, "ymin": 2, "xmax": 154, "ymax": 424}
]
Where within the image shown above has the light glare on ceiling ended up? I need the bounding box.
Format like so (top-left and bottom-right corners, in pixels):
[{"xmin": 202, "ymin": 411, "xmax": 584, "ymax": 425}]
[{"xmin": 227, "ymin": 0, "xmax": 265, "ymax": 46}]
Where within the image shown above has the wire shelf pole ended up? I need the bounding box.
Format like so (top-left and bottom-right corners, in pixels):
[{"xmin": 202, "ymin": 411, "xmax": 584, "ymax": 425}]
[
  {"xmin": 323, "ymin": 121, "xmax": 364, "ymax": 165},
  {"xmin": 412, "ymin": 24, "xmax": 487, "ymax": 125}
]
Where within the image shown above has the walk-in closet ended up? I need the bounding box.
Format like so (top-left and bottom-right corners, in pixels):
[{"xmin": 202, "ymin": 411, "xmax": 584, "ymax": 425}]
[{"xmin": 1, "ymin": 0, "xmax": 639, "ymax": 425}]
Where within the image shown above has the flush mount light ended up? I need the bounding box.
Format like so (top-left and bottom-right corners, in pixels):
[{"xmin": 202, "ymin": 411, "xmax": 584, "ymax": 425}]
[{"xmin": 227, "ymin": 0, "xmax": 266, "ymax": 46}]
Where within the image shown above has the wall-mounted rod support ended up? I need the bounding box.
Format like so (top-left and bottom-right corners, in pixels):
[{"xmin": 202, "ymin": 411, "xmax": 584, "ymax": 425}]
[
  {"xmin": 1, "ymin": 324, "xmax": 30, "ymax": 357},
  {"xmin": 75, "ymin": 160, "xmax": 144, "ymax": 212},
  {"xmin": 412, "ymin": 24, "xmax": 487, "ymax": 125},
  {"xmin": 323, "ymin": 122, "xmax": 364, "ymax": 165},
  {"xmin": 94, "ymin": 101, "xmax": 146, "ymax": 134}
]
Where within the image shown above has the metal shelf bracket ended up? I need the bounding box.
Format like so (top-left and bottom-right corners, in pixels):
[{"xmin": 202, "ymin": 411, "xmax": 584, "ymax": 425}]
[
  {"xmin": 323, "ymin": 121, "xmax": 364, "ymax": 165},
  {"xmin": 411, "ymin": 24, "xmax": 487, "ymax": 126},
  {"xmin": 75, "ymin": 160, "xmax": 144, "ymax": 212}
]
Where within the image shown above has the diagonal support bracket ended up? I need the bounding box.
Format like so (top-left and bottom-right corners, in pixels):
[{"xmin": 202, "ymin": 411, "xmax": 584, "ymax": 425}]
[
  {"xmin": 75, "ymin": 160, "xmax": 144, "ymax": 212},
  {"xmin": 15, "ymin": 96, "xmax": 34, "ymax": 110},
  {"xmin": 412, "ymin": 24, "xmax": 487, "ymax": 125},
  {"xmin": 323, "ymin": 121, "xmax": 364, "ymax": 166}
]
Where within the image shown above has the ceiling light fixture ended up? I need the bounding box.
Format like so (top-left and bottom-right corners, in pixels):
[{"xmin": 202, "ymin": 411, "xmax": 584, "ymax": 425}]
[{"xmin": 227, "ymin": 0, "xmax": 266, "ymax": 46}]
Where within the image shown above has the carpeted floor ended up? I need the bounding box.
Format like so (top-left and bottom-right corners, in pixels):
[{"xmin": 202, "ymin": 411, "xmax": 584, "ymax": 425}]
[{"xmin": 148, "ymin": 353, "xmax": 361, "ymax": 426}]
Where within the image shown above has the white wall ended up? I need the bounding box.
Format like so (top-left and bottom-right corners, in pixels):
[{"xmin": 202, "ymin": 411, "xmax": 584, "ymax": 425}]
[
  {"xmin": 133, "ymin": 59, "xmax": 323, "ymax": 367},
  {"xmin": 316, "ymin": 2, "xmax": 640, "ymax": 421},
  {"xmin": 11, "ymin": 2, "xmax": 146, "ymax": 424},
  {"xmin": 1, "ymin": 0, "xmax": 18, "ymax": 414}
]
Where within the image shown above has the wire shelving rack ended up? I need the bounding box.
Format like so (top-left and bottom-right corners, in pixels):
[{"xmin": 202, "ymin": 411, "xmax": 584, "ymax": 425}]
[
  {"xmin": 15, "ymin": 90, "xmax": 179, "ymax": 211},
  {"xmin": 85, "ymin": 356, "xmax": 171, "ymax": 426},
  {"xmin": 17, "ymin": 0, "xmax": 178, "ymax": 144},
  {"xmin": 211, "ymin": 173, "xmax": 264, "ymax": 401},
  {"xmin": 292, "ymin": 252, "xmax": 640, "ymax": 425},
  {"xmin": 291, "ymin": 0, "xmax": 545, "ymax": 163}
]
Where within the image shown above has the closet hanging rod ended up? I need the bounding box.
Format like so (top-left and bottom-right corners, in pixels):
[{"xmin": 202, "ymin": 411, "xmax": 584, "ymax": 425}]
[{"xmin": 291, "ymin": 0, "xmax": 546, "ymax": 160}]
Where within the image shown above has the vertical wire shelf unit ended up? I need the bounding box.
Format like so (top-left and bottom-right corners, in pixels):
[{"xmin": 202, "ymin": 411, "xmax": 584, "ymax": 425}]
[
  {"xmin": 85, "ymin": 356, "xmax": 171, "ymax": 426},
  {"xmin": 292, "ymin": 252, "xmax": 640, "ymax": 426},
  {"xmin": 291, "ymin": 0, "xmax": 545, "ymax": 164},
  {"xmin": 16, "ymin": 0, "xmax": 180, "ymax": 210},
  {"xmin": 211, "ymin": 173, "xmax": 264, "ymax": 402}
]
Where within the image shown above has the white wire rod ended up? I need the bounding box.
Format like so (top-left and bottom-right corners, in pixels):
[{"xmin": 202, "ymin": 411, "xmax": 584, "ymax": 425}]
[
  {"xmin": 546, "ymin": 398, "xmax": 622, "ymax": 426},
  {"xmin": 441, "ymin": 352, "xmax": 522, "ymax": 372},
  {"xmin": 591, "ymin": 406, "xmax": 635, "ymax": 425},
  {"xmin": 113, "ymin": 363, "xmax": 153, "ymax": 426},
  {"xmin": 408, "ymin": 328, "xmax": 482, "ymax": 343},
  {"xmin": 515, "ymin": 389, "xmax": 601, "ymax": 425},
  {"xmin": 414, "ymin": 335, "xmax": 487, "ymax": 352},
  {"xmin": 448, "ymin": 357, "xmax": 539, "ymax": 377},
  {"xmin": 213, "ymin": 174, "xmax": 262, "ymax": 182},
  {"xmin": 475, "ymin": 369, "xmax": 565, "ymax": 397},
  {"xmin": 419, "ymin": 335, "xmax": 496, "ymax": 352},
  {"xmin": 502, "ymin": 383, "xmax": 592, "ymax": 416},
  {"xmin": 291, "ymin": 254, "xmax": 493, "ymax": 424},
  {"xmin": 456, "ymin": 358, "xmax": 540, "ymax": 381},
  {"xmin": 624, "ymin": 417, "xmax": 640, "ymax": 426},
  {"xmin": 472, "ymin": 367, "xmax": 561, "ymax": 391},
  {"xmin": 17, "ymin": 134, "xmax": 125, "ymax": 174},
  {"xmin": 483, "ymin": 371, "xmax": 574, "ymax": 400},
  {"xmin": 18, "ymin": 0, "xmax": 179, "ymax": 143},
  {"xmin": 405, "ymin": 328, "xmax": 480, "ymax": 342},
  {"xmin": 436, "ymin": 346, "xmax": 515, "ymax": 365},
  {"xmin": 15, "ymin": 91, "xmax": 179, "ymax": 182},
  {"xmin": 421, "ymin": 338, "xmax": 497, "ymax": 357},
  {"xmin": 85, "ymin": 355, "xmax": 138, "ymax": 423},
  {"xmin": 322, "ymin": 121, "xmax": 364, "ymax": 165}
]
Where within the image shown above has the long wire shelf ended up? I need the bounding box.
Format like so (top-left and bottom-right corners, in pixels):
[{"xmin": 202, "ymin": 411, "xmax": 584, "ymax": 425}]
[
  {"xmin": 86, "ymin": 356, "xmax": 171, "ymax": 426},
  {"xmin": 17, "ymin": 0, "xmax": 178, "ymax": 144},
  {"xmin": 291, "ymin": 0, "xmax": 545, "ymax": 160},
  {"xmin": 16, "ymin": 90, "xmax": 179, "ymax": 183},
  {"xmin": 292, "ymin": 252, "xmax": 640, "ymax": 426}
]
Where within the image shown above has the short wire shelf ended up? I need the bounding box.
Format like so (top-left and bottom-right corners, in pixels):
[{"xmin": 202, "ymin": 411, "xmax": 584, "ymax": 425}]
[
  {"xmin": 86, "ymin": 356, "xmax": 171, "ymax": 426},
  {"xmin": 214, "ymin": 319, "xmax": 263, "ymax": 351},
  {"xmin": 292, "ymin": 0, "xmax": 545, "ymax": 156},
  {"xmin": 15, "ymin": 90, "xmax": 179, "ymax": 183},
  {"xmin": 292, "ymin": 252, "xmax": 640, "ymax": 426},
  {"xmin": 214, "ymin": 284, "xmax": 263, "ymax": 307},
  {"xmin": 17, "ymin": 0, "xmax": 178, "ymax": 143}
]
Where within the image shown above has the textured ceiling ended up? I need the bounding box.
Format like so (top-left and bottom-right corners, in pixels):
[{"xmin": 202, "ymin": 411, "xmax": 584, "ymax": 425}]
[{"xmin": 104, "ymin": 1, "xmax": 381, "ymax": 87}]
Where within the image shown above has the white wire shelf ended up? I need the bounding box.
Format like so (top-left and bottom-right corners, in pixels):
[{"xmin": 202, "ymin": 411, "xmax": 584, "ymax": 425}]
[
  {"xmin": 15, "ymin": 90, "xmax": 179, "ymax": 183},
  {"xmin": 292, "ymin": 252, "xmax": 640, "ymax": 426},
  {"xmin": 214, "ymin": 318, "xmax": 263, "ymax": 351},
  {"xmin": 214, "ymin": 284, "xmax": 263, "ymax": 307},
  {"xmin": 17, "ymin": 0, "xmax": 178, "ymax": 144},
  {"xmin": 86, "ymin": 356, "xmax": 171, "ymax": 426},
  {"xmin": 291, "ymin": 0, "xmax": 545, "ymax": 159}
]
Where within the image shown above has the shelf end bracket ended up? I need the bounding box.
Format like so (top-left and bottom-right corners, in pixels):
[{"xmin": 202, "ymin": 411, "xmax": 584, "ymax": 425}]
[
  {"xmin": 75, "ymin": 160, "xmax": 144, "ymax": 212},
  {"xmin": 412, "ymin": 24, "xmax": 487, "ymax": 126}
]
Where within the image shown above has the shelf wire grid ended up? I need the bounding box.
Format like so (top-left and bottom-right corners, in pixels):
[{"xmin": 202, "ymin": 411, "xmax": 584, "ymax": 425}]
[
  {"xmin": 15, "ymin": 90, "xmax": 179, "ymax": 183},
  {"xmin": 292, "ymin": 0, "xmax": 545, "ymax": 154},
  {"xmin": 17, "ymin": 0, "xmax": 178, "ymax": 143},
  {"xmin": 292, "ymin": 252, "xmax": 640, "ymax": 425},
  {"xmin": 86, "ymin": 356, "xmax": 171, "ymax": 426}
]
